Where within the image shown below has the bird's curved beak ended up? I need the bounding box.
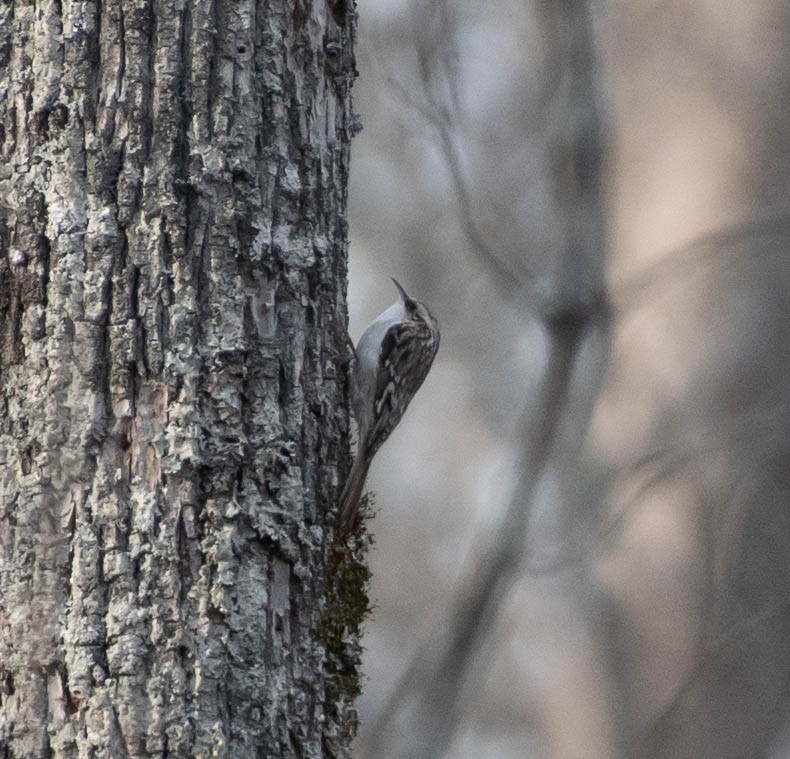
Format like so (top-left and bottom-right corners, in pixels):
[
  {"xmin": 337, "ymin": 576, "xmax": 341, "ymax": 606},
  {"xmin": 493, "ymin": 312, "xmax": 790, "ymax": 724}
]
[{"xmin": 391, "ymin": 278, "xmax": 410, "ymax": 302}]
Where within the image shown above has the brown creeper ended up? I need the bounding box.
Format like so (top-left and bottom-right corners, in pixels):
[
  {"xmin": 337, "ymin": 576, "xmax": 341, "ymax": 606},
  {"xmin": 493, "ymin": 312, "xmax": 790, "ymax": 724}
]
[{"xmin": 338, "ymin": 279, "xmax": 440, "ymax": 529}]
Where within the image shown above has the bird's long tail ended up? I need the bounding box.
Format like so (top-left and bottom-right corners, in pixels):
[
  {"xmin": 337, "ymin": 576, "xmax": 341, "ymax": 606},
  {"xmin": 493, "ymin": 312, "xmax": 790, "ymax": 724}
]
[{"xmin": 337, "ymin": 454, "xmax": 371, "ymax": 531}]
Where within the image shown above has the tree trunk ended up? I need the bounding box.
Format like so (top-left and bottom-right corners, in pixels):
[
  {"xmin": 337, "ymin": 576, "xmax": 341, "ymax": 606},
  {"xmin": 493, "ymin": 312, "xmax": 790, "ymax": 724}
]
[{"xmin": 0, "ymin": 0, "xmax": 363, "ymax": 755}]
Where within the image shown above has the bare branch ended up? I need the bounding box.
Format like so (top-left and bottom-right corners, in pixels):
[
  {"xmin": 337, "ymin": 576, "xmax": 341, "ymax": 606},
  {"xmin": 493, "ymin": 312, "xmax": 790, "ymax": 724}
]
[
  {"xmin": 361, "ymin": 1, "xmax": 611, "ymax": 755},
  {"xmin": 611, "ymin": 213, "xmax": 790, "ymax": 316},
  {"xmin": 362, "ymin": 318, "xmax": 584, "ymax": 758},
  {"xmin": 382, "ymin": 64, "xmax": 543, "ymax": 315}
]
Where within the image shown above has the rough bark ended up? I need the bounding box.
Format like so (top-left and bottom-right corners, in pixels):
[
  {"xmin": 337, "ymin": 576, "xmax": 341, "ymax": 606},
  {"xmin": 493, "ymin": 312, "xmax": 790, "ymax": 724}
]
[{"xmin": 0, "ymin": 0, "xmax": 362, "ymax": 756}]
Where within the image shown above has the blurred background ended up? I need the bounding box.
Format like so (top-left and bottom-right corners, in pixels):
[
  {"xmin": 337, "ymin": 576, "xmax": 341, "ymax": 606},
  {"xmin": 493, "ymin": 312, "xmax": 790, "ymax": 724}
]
[{"xmin": 346, "ymin": 1, "xmax": 790, "ymax": 757}]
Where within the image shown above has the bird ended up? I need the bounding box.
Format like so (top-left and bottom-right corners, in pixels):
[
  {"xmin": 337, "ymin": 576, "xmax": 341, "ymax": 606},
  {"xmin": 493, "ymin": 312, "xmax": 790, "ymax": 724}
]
[{"xmin": 337, "ymin": 279, "xmax": 440, "ymax": 530}]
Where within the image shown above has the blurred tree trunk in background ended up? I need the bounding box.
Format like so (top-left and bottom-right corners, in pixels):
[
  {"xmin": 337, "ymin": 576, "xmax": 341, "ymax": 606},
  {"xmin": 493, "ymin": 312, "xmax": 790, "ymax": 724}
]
[
  {"xmin": 0, "ymin": 0, "xmax": 361, "ymax": 755},
  {"xmin": 358, "ymin": 0, "xmax": 612, "ymax": 756}
]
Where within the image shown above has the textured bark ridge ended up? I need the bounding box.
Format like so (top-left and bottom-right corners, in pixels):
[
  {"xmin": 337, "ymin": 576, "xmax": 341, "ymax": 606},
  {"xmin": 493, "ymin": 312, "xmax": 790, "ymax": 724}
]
[{"xmin": 0, "ymin": 0, "xmax": 362, "ymax": 755}]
